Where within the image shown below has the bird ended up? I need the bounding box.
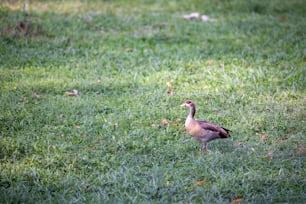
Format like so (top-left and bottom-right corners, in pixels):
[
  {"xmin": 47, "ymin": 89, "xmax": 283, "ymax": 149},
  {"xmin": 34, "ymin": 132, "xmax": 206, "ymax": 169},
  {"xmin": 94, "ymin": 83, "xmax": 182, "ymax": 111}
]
[{"xmin": 180, "ymin": 100, "xmax": 230, "ymax": 153}]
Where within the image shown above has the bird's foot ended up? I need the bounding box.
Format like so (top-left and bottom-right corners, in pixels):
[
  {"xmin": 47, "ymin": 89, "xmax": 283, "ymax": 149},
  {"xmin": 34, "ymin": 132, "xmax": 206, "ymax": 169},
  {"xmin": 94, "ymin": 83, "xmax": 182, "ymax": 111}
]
[{"xmin": 202, "ymin": 144, "xmax": 207, "ymax": 153}]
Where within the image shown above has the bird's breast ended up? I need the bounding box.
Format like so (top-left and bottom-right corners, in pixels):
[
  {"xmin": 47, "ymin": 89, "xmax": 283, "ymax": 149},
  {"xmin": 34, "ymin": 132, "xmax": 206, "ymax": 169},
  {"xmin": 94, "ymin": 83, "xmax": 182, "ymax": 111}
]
[{"xmin": 185, "ymin": 119, "xmax": 202, "ymax": 137}]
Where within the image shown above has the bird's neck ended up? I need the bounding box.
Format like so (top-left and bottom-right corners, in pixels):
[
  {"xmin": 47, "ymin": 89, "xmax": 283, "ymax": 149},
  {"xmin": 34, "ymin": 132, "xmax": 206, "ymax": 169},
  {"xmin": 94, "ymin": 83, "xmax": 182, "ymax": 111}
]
[{"xmin": 188, "ymin": 104, "xmax": 196, "ymax": 119}]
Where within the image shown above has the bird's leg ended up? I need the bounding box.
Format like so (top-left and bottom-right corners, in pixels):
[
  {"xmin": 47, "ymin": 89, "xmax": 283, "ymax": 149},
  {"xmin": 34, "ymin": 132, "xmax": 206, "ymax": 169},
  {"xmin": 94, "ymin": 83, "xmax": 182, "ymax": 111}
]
[{"xmin": 201, "ymin": 143, "xmax": 207, "ymax": 153}]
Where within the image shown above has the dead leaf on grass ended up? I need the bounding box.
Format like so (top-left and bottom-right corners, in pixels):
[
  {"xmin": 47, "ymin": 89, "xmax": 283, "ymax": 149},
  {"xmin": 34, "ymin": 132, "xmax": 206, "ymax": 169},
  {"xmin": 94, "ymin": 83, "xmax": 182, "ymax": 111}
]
[
  {"xmin": 57, "ymin": 114, "xmax": 65, "ymax": 119},
  {"xmin": 66, "ymin": 89, "xmax": 79, "ymax": 96},
  {"xmin": 161, "ymin": 119, "xmax": 181, "ymax": 126},
  {"xmin": 193, "ymin": 179, "xmax": 206, "ymax": 186},
  {"xmin": 161, "ymin": 119, "xmax": 170, "ymax": 125},
  {"xmin": 32, "ymin": 92, "xmax": 41, "ymax": 99},
  {"xmin": 261, "ymin": 134, "xmax": 267, "ymax": 141},
  {"xmin": 165, "ymin": 80, "xmax": 174, "ymax": 95},
  {"xmin": 167, "ymin": 89, "xmax": 174, "ymax": 95},
  {"xmin": 183, "ymin": 13, "xmax": 217, "ymax": 22},
  {"xmin": 279, "ymin": 15, "xmax": 288, "ymax": 21},
  {"xmin": 88, "ymin": 146, "xmax": 95, "ymax": 152},
  {"xmin": 165, "ymin": 80, "xmax": 174, "ymax": 88},
  {"xmin": 125, "ymin": 48, "xmax": 133, "ymax": 52},
  {"xmin": 234, "ymin": 141, "xmax": 242, "ymax": 147},
  {"xmin": 200, "ymin": 15, "xmax": 217, "ymax": 22},
  {"xmin": 206, "ymin": 60, "xmax": 214, "ymax": 65},
  {"xmin": 297, "ymin": 147, "xmax": 306, "ymax": 154},
  {"xmin": 277, "ymin": 137, "xmax": 288, "ymax": 143},
  {"xmin": 2, "ymin": 20, "xmax": 48, "ymax": 38},
  {"xmin": 231, "ymin": 196, "xmax": 243, "ymax": 203},
  {"xmin": 2, "ymin": 21, "xmax": 31, "ymax": 35},
  {"xmin": 183, "ymin": 12, "xmax": 200, "ymax": 20},
  {"xmin": 96, "ymin": 138, "xmax": 101, "ymax": 144},
  {"xmin": 266, "ymin": 152, "xmax": 273, "ymax": 160}
]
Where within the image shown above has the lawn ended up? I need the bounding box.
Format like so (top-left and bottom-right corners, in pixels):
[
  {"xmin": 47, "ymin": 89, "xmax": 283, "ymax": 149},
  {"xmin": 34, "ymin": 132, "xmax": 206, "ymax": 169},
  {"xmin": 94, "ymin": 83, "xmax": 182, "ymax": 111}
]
[{"xmin": 0, "ymin": 0, "xmax": 305, "ymax": 203}]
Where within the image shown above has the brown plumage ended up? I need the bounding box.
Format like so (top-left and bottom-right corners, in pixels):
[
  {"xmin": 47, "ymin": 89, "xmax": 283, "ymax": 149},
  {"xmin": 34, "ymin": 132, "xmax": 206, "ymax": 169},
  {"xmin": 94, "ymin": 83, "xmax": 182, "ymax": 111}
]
[{"xmin": 180, "ymin": 100, "xmax": 230, "ymax": 153}]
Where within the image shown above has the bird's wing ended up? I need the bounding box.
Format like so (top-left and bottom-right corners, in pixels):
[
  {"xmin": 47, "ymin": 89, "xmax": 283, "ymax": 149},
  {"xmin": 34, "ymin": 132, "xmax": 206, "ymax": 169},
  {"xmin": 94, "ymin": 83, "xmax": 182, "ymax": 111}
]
[{"xmin": 196, "ymin": 120, "xmax": 230, "ymax": 138}]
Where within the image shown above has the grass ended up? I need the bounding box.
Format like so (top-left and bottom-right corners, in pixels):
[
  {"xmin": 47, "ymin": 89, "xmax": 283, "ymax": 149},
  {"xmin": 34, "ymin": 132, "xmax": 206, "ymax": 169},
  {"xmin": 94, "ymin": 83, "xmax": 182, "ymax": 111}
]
[{"xmin": 0, "ymin": 0, "xmax": 305, "ymax": 203}]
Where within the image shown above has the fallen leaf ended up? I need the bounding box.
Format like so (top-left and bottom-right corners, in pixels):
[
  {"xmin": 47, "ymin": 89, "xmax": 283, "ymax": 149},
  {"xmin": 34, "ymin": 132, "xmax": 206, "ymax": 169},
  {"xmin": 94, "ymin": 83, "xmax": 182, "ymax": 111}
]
[
  {"xmin": 277, "ymin": 137, "xmax": 288, "ymax": 143},
  {"xmin": 261, "ymin": 134, "xmax": 267, "ymax": 141},
  {"xmin": 281, "ymin": 63, "xmax": 289, "ymax": 69},
  {"xmin": 57, "ymin": 114, "xmax": 65, "ymax": 119},
  {"xmin": 279, "ymin": 15, "xmax": 288, "ymax": 21},
  {"xmin": 231, "ymin": 196, "xmax": 243, "ymax": 203},
  {"xmin": 161, "ymin": 119, "xmax": 169, "ymax": 125},
  {"xmin": 266, "ymin": 152, "xmax": 273, "ymax": 160},
  {"xmin": 297, "ymin": 147, "xmax": 306, "ymax": 154},
  {"xmin": 234, "ymin": 142, "xmax": 242, "ymax": 147},
  {"xmin": 17, "ymin": 21, "xmax": 31, "ymax": 31},
  {"xmin": 167, "ymin": 89, "xmax": 174, "ymax": 95},
  {"xmin": 166, "ymin": 81, "xmax": 173, "ymax": 88},
  {"xmin": 193, "ymin": 179, "xmax": 206, "ymax": 186},
  {"xmin": 32, "ymin": 92, "xmax": 40, "ymax": 99},
  {"xmin": 125, "ymin": 48, "xmax": 133, "ymax": 52},
  {"xmin": 66, "ymin": 89, "xmax": 79, "ymax": 96},
  {"xmin": 75, "ymin": 125, "xmax": 81, "ymax": 129},
  {"xmin": 183, "ymin": 12, "xmax": 200, "ymax": 20},
  {"xmin": 183, "ymin": 13, "xmax": 217, "ymax": 22},
  {"xmin": 84, "ymin": 184, "xmax": 91, "ymax": 191},
  {"xmin": 206, "ymin": 60, "xmax": 214, "ymax": 65},
  {"xmin": 201, "ymin": 15, "xmax": 217, "ymax": 22},
  {"xmin": 88, "ymin": 146, "xmax": 95, "ymax": 152},
  {"xmin": 95, "ymin": 138, "xmax": 101, "ymax": 144},
  {"xmin": 304, "ymin": 57, "xmax": 306, "ymax": 62}
]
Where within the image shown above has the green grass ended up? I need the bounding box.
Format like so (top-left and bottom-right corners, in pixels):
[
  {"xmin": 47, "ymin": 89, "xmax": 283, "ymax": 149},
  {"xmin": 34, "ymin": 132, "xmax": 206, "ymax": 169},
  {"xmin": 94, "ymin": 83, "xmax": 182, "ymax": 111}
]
[{"xmin": 0, "ymin": 0, "xmax": 305, "ymax": 203}]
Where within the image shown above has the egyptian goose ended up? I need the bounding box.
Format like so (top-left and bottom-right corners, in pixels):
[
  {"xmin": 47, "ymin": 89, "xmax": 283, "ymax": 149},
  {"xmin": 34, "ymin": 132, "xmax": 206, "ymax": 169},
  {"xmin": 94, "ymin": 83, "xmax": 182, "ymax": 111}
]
[{"xmin": 180, "ymin": 100, "xmax": 230, "ymax": 153}]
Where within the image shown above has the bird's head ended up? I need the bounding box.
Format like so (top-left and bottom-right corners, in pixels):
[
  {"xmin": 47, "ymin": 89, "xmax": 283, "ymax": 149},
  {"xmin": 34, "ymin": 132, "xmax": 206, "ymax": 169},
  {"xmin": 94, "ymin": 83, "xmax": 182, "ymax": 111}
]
[{"xmin": 180, "ymin": 100, "xmax": 194, "ymax": 108}]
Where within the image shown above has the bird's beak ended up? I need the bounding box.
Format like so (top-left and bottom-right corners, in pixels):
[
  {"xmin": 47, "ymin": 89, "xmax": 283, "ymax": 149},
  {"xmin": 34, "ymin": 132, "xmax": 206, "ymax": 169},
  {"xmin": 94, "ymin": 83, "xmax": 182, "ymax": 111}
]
[{"xmin": 180, "ymin": 103, "xmax": 186, "ymax": 107}]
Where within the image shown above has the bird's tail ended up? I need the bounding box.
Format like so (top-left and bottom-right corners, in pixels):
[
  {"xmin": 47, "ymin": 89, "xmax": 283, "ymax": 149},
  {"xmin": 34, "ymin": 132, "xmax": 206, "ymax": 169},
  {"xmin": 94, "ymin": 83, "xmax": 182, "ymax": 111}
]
[{"xmin": 221, "ymin": 127, "xmax": 231, "ymax": 138}]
